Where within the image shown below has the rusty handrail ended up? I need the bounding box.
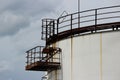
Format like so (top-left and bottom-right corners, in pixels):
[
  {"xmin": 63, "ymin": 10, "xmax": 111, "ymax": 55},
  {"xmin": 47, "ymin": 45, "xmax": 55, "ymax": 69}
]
[
  {"xmin": 58, "ymin": 5, "xmax": 120, "ymax": 31},
  {"xmin": 41, "ymin": 5, "xmax": 120, "ymax": 42},
  {"xmin": 26, "ymin": 46, "xmax": 61, "ymax": 65}
]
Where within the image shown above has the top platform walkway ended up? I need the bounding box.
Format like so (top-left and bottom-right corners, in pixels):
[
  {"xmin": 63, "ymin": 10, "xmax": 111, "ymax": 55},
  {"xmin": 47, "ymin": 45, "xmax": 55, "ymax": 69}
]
[{"xmin": 41, "ymin": 5, "xmax": 120, "ymax": 45}]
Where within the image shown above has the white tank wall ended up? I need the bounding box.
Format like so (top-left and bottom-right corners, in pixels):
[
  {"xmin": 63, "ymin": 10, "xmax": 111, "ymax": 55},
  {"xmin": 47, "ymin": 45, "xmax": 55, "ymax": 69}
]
[{"xmin": 56, "ymin": 31, "xmax": 120, "ymax": 80}]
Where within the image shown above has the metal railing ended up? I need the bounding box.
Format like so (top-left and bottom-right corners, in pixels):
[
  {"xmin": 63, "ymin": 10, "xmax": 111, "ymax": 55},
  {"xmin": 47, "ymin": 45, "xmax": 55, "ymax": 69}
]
[
  {"xmin": 26, "ymin": 46, "xmax": 61, "ymax": 65},
  {"xmin": 26, "ymin": 46, "xmax": 44, "ymax": 65},
  {"xmin": 41, "ymin": 19, "xmax": 57, "ymax": 40},
  {"xmin": 41, "ymin": 5, "xmax": 120, "ymax": 40},
  {"xmin": 57, "ymin": 5, "xmax": 120, "ymax": 33}
]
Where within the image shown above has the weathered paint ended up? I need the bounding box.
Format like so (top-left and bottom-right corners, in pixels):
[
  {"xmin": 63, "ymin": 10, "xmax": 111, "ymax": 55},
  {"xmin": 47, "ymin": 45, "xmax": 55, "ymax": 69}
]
[
  {"xmin": 48, "ymin": 31, "xmax": 120, "ymax": 80},
  {"xmin": 47, "ymin": 42, "xmax": 63, "ymax": 80}
]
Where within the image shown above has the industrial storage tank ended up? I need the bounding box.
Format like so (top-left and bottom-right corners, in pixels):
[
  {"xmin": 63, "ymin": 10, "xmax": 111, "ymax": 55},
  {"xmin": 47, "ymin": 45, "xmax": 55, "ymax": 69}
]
[
  {"xmin": 58, "ymin": 31, "xmax": 120, "ymax": 80},
  {"xmin": 25, "ymin": 5, "xmax": 120, "ymax": 80}
]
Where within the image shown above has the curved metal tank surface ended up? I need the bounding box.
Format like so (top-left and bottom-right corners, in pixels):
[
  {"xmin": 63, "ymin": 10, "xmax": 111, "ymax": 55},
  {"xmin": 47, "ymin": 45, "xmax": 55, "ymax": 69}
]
[{"xmin": 55, "ymin": 31, "xmax": 120, "ymax": 80}]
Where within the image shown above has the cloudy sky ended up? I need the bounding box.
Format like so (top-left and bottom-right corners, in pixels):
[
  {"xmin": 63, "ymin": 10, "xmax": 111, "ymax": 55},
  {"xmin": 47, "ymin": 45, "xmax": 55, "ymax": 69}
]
[{"xmin": 0, "ymin": 0, "xmax": 120, "ymax": 80}]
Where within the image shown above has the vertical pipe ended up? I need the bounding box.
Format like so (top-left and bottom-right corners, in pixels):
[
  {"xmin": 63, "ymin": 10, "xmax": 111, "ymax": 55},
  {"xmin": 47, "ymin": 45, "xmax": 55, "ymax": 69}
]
[
  {"xmin": 100, "ymin": 33, "xmax": 103, "ymax": 80},
  {"xmin": 61, "ymin": 50, "xmax": 63, "ymax": 80},
  {"xmin": 71, "ymin": 14, "xmax": 73, "ymax": 80},
  {"xmin": 71, "ymin": 35, "xmax": 73, "ymax": 80}
]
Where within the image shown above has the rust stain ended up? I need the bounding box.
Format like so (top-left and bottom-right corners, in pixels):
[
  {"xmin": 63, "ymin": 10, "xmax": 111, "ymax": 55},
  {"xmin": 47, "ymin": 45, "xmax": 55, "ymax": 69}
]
[
  {"xmin": 52, "ymin": 42, "xmax": 57, "ymax": 80},
  {"xmin": 55, "ymin": 70, "xmax": 57, "ymax": 80},
  {"xmin": 52, "ymin": 42, "xmax": 56, "ymax": 48},
  {"xmin": 100, "ymin": 33, "xmax": 103, "ymax": 80},
  {"xmin": 52, "ymin": 42, "xmax": 56, "ymax": 62},
  {"xmin": 71, "ymin": 35, "xmax": 73, "ymax": 80}
]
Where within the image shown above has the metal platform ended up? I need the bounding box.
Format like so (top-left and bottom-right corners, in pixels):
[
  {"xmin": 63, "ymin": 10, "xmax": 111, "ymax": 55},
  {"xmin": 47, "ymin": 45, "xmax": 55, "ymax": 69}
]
[
  {"xmin": 25, "ymin": 46, "xmax": 61, "ymax": 71},
  {"xmin": 26, "ymin": 61, "xmax": 60, "ymax": 71}
]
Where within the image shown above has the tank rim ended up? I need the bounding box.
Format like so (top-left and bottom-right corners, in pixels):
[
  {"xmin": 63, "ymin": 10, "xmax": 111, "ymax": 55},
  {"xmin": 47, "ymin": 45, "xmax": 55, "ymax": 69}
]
[{"xmin": 46, "ymin": 22, "xmax": 120, "ymax": 45}]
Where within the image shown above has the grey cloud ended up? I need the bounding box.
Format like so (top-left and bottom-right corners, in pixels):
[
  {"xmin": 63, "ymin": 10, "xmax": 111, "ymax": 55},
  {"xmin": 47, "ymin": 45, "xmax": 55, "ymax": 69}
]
[
  {"xmin": 0, "ymin": 0, "xmax": 61, "ymax": 16},
  {"xmin": 0, "ymin": 11, "xmax": 30, "ymax": 36},
  {"xmin": 0, "ymin": 0, "xmax": 62, "ymax": 37},
  {"xmin": 0, "ymin": 61, "xmax": 12, "ymax": 72}
]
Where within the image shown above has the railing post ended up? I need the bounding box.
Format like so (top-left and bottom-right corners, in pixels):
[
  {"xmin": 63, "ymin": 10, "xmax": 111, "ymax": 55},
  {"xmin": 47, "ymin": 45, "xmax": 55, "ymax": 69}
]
[
  {"xmin": 34, "ymin": 48, "xmax": 36, "ymax": 64},
  {"xmin": 30, "ymin": 50, "xmax": 32, "ymax": 64},
  {"xmin": 41, "ymin": 48, "xmax": 44, "ymax": 61},
  {"xmin": 39, "ymin": 47, "xmax": 41, "ymax": 61},
  {"xmin": 46, "ymin": 20, "xmax": 48, "ymax": 45},
  {"xmin": 49, "ymin": 24, "xmax": 51, "ymax": 37},
  {"xmin": 53, "ymin": 20, "xmax": 55, "ymax": 36},
  {"xmin": 27, "ymin": 52, "xmax": 29, "ymax": 65},
  {"xmin": 71, "ymin": 14, "xmax": 73, "ymax": 35},
  {"xmin": 57, "ymin": 19, "xmax": 59, "ymax": 34},
  {"xmin": 95, "ymin": 9, "xmax": 97, "ymax": 32},
  {"xmin": 78, "ymin": 12, "xmax": 80, "ymax": 28},
  {"xmin": 41, "ymin": 19, "xmax": 43, "ymax": 40}
]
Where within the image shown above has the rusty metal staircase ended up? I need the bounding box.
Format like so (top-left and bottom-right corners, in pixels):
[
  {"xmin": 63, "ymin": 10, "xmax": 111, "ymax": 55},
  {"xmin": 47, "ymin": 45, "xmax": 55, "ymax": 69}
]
[{"xmin": 25, "ymin": 46, "xmax": 61, "ymax": 71}]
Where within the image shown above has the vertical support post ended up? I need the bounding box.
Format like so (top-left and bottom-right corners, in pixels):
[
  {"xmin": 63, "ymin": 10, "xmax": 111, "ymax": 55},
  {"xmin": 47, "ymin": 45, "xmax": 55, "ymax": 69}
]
[
  {"xmin": 42, "ymin": 48, "xmax": 43, "ymax": 61},
  {"xmin": 46, "ymin": 20, "xmax": 48, "ymax": 44},
  {"xmin": 71, "ymin": 14, "xmax": 73, "ymax": 35},
  {"xmin": 116, "ymin": 25, "xmax": 118, "ymax": 30},
  {"xmin": 53, "ymin": 20, "xmax": 55, "ymax": 36},
  {"xmin": 30, "ymin": 50, "xmax": 32, "ymax": 64},
  {"xmin": 49, "ymin": 23, "xmax": 51, "ymax": 38},
  {"xmin": 27, "ymin": 52, "xmax": 29, "ymax": 65},
  {"xmin": 42, "ymin": 19, "xmax": 44, "ymax": 40},
  {"xmin": 34, "ymin": 48, "xmax": 36, "ymax": 64},
  {"xmin": 78, "ymin": 12, "xmax": 80, "ymax": 28},
  {"xmin": 95, "ymin": 9, "xmax": 97, "ymax": 32},
  {"xmin": 39, "ymin": 47, "xmax": 41, "ymax": 61},
  {"xmin": 78, "ymin": 0, "xmax": 80, "ymax": 28},
  {"xmin": 57, "ymin": 19, "xmax": 59, "ymax": 34}
]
